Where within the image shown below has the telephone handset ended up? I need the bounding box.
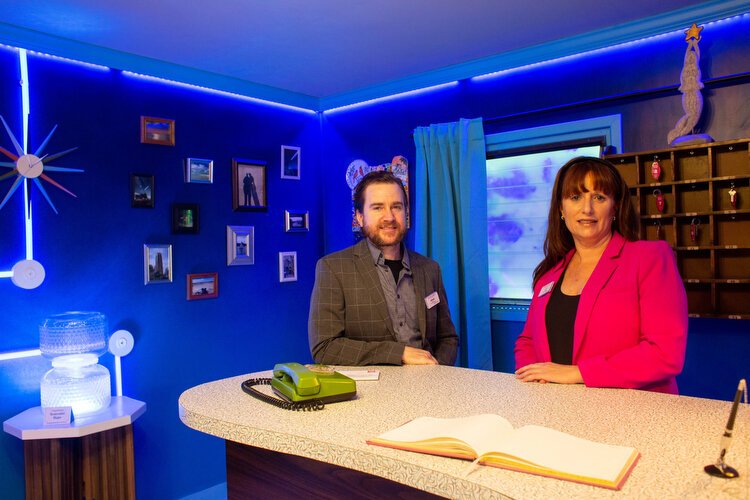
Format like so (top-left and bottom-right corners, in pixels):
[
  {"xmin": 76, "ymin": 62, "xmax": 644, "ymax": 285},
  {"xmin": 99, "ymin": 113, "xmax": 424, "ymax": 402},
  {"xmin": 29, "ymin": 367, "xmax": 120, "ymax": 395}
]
[{"xmin": 241, "ymin": 362, "xmax": 357, "ymax": 411}]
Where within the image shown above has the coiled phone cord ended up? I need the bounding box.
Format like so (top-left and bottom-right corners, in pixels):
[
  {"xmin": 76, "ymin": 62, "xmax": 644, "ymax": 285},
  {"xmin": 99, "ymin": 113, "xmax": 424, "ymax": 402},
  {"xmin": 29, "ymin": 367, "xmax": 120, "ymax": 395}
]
[{"xmin": 241, "ymin": 378, "xmax": 325, "ymax": 411}]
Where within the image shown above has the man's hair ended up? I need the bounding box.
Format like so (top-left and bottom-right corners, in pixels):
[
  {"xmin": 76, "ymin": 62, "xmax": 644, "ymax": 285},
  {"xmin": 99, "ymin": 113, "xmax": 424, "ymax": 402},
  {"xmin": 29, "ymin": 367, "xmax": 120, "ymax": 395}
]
[{"xmin": 353, "ymin": 170, "xmax": 408, "ymax": 213}]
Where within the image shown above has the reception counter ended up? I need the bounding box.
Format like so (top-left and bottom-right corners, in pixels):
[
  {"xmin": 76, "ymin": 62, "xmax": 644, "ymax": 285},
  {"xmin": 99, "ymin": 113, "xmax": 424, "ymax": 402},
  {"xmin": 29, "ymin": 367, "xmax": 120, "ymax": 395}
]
[{"xmin": 179, "ymin": 365, "xmax": 747, "ymax": 499}]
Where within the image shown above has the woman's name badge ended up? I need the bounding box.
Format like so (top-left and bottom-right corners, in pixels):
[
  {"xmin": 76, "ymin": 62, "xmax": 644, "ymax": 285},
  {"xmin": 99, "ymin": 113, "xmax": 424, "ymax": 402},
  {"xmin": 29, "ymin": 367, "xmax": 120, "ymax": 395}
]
[
  {"xmin": 424, "ymin": 291, "xmax": 440, "ymax": 309},
  {"xmin": 538, "ymin": 281, "xmax": 555, "ymax": 297}
]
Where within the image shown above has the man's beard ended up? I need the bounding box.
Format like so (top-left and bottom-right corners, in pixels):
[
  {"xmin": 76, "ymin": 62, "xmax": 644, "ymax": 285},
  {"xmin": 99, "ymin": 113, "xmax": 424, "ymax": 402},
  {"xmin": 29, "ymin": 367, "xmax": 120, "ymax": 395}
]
[{"xmin": 362, "ymin": 221, "xmax": 407, "ymax": 248}]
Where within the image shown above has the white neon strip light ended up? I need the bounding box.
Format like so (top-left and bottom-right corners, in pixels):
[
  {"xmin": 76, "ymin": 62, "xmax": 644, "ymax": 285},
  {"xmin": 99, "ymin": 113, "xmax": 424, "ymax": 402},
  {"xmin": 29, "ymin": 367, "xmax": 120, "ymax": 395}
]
[
  {"xmin": 0, "ymin": 348, "xmax": 41, "ymax": 361},
  {"xmin": 122, "ymin": 71, "xmax": 318, "ymax": 114},
  {"xmin": 19, "ymin": 49, "xmax": 29, "ymax": 153},
  {"xmin": 0, "ymin": 271, "xmax": 12, "ymax": 278},
  {"xmin": 115, "ymin": 356, "xmax": 123, "ymax": 397},
  {"xmin": 24, "ymin": 179, "xmax": 32, "ymax": 259},
  {"xmin": 19, "ymin": 49, "xmax": 33, "ymax": 260}
]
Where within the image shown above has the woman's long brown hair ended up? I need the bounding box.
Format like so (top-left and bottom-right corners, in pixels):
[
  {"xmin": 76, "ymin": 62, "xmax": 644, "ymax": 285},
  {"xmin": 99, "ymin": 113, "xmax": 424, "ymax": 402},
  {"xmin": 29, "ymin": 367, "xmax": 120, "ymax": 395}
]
[{"xmin": 532, "ymin": 157, "xmax": 639, "ymax": 287}]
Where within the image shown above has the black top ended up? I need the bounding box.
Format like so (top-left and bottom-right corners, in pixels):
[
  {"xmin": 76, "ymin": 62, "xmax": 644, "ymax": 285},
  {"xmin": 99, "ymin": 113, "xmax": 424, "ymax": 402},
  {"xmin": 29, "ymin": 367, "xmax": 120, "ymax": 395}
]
[
  {"xmin": 384, "ymin": 258, "xmax": 404, "ymax": 283},
  {"xmin": 545, "ymin": 267, "xmax": 580, "ymax": 365}
]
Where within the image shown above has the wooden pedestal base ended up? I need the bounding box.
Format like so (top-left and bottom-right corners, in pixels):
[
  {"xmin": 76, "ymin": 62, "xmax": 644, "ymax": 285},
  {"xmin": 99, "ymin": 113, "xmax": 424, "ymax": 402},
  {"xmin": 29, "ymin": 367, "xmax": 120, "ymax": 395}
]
[{"xmin": 23, "ymin": 424, "xmax": 136, "ymax": 500}]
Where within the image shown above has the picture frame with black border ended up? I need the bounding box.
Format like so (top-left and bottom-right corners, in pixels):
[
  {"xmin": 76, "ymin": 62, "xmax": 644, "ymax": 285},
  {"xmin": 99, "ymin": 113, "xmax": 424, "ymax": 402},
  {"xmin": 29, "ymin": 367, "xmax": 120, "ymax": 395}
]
[
  {"xmin": 144, "ymin": 244, "xmax": 173, "ymax": 284},
  {"xmin": 284, "ymin": 210, "xmax": 309, "ymax": 232},
  {"xmin": 140, "ymin": 116, "xmax": 175, "ymax": 146},
  {"xmin": 232, "ymin": 158, "xmax": 267, "ymax": 211},
  {"xmin": 185, "ymin": 158, "xmax": 213, "ymax": 184},
  {"xmin": 172, "ymin": 203, "xmax": 199, "ymax": 234},
  {"xmin": 226, "ymin": 225, "xmax": 254, "ymax": 266},
  {"xmin": 279, "ymin": 251, "xmax": 297, "ymax": 282},
  {"xmin": 281, "ymin": 145, "xmax": 300, "ymax": 180},
  {"xmin": 187, "ymin": 272, "xmax": 219, "ymax": 300},
  {"xmin": 130, "ymin": 173, "xmax": 154, "ymax": 208}
]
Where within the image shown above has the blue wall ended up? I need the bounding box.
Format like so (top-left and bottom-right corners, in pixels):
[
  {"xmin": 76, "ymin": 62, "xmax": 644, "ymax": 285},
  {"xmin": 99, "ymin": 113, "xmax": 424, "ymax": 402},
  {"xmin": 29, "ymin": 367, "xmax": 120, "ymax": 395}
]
[
  {"xmin": 2, "ymin": 14, "xmax": 750, "ymax": 500},
  {"xmin": 1, "ymin": 53, "xmax": 322, "ymax": 498},
  {"xmin": 321, "ymin": 14, "xmax": 750, "ymax": 398}
]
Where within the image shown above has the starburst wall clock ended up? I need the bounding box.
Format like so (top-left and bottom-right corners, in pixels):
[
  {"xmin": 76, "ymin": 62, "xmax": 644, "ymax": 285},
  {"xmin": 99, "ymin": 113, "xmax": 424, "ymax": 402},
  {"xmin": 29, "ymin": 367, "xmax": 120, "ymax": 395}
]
[{"xmin": 0, "ymin": 114, "xmax": 82, "ymax": 289}]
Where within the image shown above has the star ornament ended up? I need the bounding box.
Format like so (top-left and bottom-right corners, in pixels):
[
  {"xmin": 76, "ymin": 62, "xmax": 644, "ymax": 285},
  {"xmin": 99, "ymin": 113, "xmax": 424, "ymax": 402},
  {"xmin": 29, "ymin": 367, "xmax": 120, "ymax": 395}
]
[
  {"xmin": 0, "ymin": 115, "xmax": 82, "ymax": 214},
  {"xmin": 685, "ymin": 23, "xmax": 703, "ymax": 42}
]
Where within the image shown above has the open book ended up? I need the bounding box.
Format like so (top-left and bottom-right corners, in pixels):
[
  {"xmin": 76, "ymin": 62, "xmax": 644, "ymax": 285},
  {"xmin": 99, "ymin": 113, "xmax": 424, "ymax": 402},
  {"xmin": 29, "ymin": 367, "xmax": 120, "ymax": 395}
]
[{"xmin": 367, "ymin": 414, "xmax": 639, "ymax": 490}]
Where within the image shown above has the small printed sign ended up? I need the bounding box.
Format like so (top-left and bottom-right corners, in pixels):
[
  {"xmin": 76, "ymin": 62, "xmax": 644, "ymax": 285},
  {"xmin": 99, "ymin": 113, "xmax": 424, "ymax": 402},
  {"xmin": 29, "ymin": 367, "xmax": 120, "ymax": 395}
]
[{"xmin": 43, "ymin": 406, "xmax": 72, "ymax": 425}]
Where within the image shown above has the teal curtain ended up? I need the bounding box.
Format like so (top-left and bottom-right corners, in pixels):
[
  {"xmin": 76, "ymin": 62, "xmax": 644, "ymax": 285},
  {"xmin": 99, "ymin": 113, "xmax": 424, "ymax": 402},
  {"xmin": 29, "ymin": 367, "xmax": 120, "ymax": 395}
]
[{"xmin": 413, "ymin": 118, "xmax": 492, "ymax": 370}]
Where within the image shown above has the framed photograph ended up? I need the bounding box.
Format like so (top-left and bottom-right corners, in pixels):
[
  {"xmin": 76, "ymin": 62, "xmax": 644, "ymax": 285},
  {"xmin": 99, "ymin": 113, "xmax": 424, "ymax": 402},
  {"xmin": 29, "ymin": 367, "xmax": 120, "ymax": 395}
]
[
  {"xmin": 185, "ymin": 158, "xmax": 213, "ymax": 184},
  {"xmin": 281, "ymin": 145, "xmax": 301, "ymax": 180},
  {"xmin": 187, "ymin": 272, "xmax": 218, "ymax": 300},
  {"xmin": 284, "ymin": 210, "xmax": 309, "ymax": 232},
  {"xmin": 226, "ymin": 225, "xmax": 255, "ymax": 266},
  {"xmin": 172, "ymin": 203, "xmax": 199, "ymax": 234},
  {"xmin": 232, "ymin": 158, "xmax": 267, "ymax": 211},
  {"xmin": 140, "ymin": 116, "xmax": 175, "ymax": 146},
  {"xmin": 144, "ymin": 244, "xmax": 173, "ymax": 284},
  {"xmin": 278, "ymin": 251, "xmax": 297, "ymax": 283},
  {"xmin": 130, "ymin": 173, "xmax": 154, "ymax": 208}
]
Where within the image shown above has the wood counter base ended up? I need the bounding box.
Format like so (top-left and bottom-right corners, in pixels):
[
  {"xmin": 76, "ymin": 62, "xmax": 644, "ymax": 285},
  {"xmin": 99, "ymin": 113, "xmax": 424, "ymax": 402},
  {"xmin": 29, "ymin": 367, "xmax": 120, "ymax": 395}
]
[{"xmin": 226, "ymin": 440, "xmax": 442, "ymax": 499}]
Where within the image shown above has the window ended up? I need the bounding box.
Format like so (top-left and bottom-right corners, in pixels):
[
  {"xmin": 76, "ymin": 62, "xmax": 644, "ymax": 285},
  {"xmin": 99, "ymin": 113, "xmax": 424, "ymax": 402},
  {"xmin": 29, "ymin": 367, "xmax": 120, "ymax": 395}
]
[
  {"xmin": 487, "ymin": 143, "xmax": 602, "ymax": 300},
  {"xmin": 485, "ymin": 115, "xmax": 622, "ymax": 319}
]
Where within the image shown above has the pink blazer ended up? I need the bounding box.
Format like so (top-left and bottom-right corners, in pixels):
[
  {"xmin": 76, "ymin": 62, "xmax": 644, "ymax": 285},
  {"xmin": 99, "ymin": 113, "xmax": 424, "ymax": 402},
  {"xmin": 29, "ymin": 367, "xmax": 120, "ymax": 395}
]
[{"xmin": 515, "ymin": 232, "xmax": 688, "ymax": 394}]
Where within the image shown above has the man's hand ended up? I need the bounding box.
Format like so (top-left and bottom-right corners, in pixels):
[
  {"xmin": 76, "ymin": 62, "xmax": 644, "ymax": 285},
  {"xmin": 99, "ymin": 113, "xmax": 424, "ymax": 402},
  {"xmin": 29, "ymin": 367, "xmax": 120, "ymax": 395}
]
[
  {"xmin": 402, "ymin": 346, "xmax": 438, "ymax": 365},
  {"xmin": 515, "ymin": 362, "xmax": 583, "ymax": 384}
]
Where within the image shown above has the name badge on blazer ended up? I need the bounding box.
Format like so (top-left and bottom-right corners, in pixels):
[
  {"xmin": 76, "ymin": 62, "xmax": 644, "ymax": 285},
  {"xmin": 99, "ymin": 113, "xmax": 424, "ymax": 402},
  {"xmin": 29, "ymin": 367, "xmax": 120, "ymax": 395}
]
[
  {"xmin": 538, "ymin": 281, "xmax": 555, "ymax": 297},
  {"xmin": 424, "ymin": 291, "xmax": 440, "ymax": 309}
]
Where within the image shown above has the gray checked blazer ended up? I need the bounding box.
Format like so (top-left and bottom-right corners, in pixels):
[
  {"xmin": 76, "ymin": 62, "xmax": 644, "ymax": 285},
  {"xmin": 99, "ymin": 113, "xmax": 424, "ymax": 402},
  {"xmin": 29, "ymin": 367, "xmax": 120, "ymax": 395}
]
[{"xmin": 308, "ymin": 239, "xmax": 458, "ymax": 366}]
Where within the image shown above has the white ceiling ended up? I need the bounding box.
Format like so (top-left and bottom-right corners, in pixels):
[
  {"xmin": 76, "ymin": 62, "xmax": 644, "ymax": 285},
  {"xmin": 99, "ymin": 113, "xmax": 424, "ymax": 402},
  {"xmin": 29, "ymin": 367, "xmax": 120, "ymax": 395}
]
[{"xmin": 0, "ymin": 0, "xmax": 747, "ymax": 110}]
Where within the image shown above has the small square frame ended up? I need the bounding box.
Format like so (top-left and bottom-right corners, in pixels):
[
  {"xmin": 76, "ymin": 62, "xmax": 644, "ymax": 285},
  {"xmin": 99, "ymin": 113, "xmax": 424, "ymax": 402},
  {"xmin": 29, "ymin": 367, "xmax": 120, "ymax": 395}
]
[
  {"xmin": 279, "ymin": 251, "xmax": 297, "ymax": 282},
  {"xmin": 144, "ymin": 244, "xmax": 173, "ymax": 284},
  {"xmin": 187, "ymin": 272, "xmax": 219, "ymax": 300},
  {"xmin": 232, "ymin": 158, "xmax": 267, "ymax": 211},
  {"xmin": 185, "ymin": 158, "xmax": 214, "ymax": 184},
  {"xmin": 281, "ymin": 145, "xmax": 301, "ymax": 180},
  {"xmin": 172, "ymin": 203, "xmax": 200, "ymax": 234},
  {"xmin": 227, "ymin": 225, "xmax": 254, "ymax": 266},
  {"xmin": 284, "ymin": 210, "xmax": 309, "ymax": 232},
  {"xmin": 130, "ymin": 173, "xmax": 154, "ymax": 208},
  {"xmin": 140, "ymin": 116, "xmax": 175, "ymax": 146}
]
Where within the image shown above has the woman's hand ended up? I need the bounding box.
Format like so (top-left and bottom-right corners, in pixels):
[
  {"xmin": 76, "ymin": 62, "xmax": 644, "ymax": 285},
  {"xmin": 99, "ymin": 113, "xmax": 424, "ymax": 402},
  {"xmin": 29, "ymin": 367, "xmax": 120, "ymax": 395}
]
[{"xmin": 515, "ymin": 362, "xmax": 583, "ymax": 385}]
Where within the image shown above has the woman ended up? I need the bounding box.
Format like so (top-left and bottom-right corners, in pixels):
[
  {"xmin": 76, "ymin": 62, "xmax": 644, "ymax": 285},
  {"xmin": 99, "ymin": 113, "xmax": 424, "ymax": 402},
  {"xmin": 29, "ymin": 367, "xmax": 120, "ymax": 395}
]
[{"xmin": 514, "ymin": 157, "xmax": 687, "ymax": 394}]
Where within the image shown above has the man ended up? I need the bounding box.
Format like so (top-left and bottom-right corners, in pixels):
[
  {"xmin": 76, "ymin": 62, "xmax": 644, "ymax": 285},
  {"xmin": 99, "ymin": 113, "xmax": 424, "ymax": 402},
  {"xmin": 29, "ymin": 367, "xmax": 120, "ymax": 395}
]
[{"xmin": 308, "ymin": 170, "xmax": 458, "ymax": 366}]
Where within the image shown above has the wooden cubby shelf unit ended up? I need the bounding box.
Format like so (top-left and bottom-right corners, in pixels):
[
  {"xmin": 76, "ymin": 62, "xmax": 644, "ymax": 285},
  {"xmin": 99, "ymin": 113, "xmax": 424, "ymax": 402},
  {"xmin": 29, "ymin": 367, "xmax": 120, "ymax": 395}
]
[{"xmin": 606, "ymin": 138, "xmax": 750, "ymax": 319}]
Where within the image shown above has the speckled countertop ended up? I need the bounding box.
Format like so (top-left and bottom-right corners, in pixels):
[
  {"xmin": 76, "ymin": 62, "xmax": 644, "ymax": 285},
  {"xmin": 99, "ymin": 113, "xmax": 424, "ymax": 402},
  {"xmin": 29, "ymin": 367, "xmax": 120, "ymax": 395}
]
[{"xmin": 179, "ymin": 365, "xmax": 748, "ymax": 499}]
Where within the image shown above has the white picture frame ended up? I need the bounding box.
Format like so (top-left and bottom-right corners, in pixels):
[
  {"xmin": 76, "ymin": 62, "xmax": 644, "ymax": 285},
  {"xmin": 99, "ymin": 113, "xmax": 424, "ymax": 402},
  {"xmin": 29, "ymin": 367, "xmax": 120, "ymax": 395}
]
[
  {"xmin": 185, "ymin": 158, "xmax": 214, "ymax": 184},
  {"xmin": 144, "ymin": 244, "xmax": 173, "ymax": 284},
  {"xmin": 227, "ymin": 225, "xmax": 255, "ymax": 266},
  {"xmin": 281, "ymin": 145, "xmax": 300, "ymax": 180},
  {"xmin": 278, "ymin": 251, "xmax": 297, "ymax": 282}
]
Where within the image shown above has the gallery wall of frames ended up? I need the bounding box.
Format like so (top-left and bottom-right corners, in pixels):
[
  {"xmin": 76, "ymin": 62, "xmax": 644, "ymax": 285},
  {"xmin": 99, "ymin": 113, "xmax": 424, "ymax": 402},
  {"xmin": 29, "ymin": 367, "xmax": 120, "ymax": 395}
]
[{"xmin": 0, "ymin": 47, "xmax": 322, "ymax": 500}]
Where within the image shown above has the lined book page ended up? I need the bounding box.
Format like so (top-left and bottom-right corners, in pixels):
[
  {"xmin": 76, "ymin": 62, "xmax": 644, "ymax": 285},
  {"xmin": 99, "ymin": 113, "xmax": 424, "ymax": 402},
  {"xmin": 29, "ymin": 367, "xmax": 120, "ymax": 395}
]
[{"xmin": 487, "ymin": 425, "xmax": 636, "ymax": 481}]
